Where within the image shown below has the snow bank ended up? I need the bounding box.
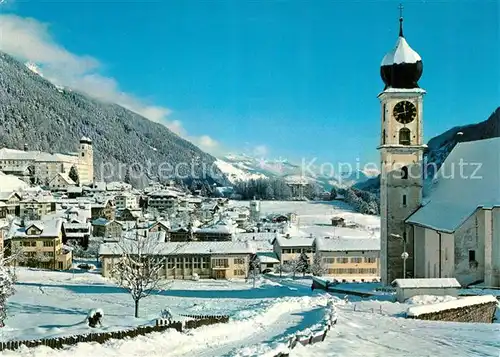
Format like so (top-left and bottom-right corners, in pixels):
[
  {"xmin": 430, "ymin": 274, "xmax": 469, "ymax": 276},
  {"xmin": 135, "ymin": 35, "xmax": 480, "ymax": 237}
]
[
  {"xmin": 232, "ymin": 296, "xmax": 339, "ymax": 357},
  {"xmin": 407, "ymin": 295, "xmax": 498, "ymax": 317},
  {"xmin": 406, "ymin": 295, "xmax": 457, "ymax": 305}
]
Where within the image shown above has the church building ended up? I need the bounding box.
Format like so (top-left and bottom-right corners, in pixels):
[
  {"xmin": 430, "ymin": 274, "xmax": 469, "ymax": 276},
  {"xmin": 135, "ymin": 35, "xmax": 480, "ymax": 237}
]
[{"xmin": 378, "ymin": 12, "xmax": 500, "ymax": 287}]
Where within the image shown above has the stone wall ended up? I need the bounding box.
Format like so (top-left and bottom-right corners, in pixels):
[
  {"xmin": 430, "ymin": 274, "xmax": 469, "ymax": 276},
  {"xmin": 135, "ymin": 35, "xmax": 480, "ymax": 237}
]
[{"xmin": 407, "ymin": 301, "xmax": 497, "ymax": 323}]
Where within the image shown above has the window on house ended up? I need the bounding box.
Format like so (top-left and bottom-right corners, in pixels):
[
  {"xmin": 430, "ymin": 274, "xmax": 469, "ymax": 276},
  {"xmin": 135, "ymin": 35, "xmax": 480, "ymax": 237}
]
[
  {"xmin": 234, "ymin": 269, "xmax": 245, "ymax": 276},
  {"xmin": 213, "ymin": 258, "xmax": 229, "ymax": 268},
  {"xmin": 468, "ymin": 250, "xmax": 476, "ymax": 262},
  {"xmin": 350, "ymin": 257, "xmax": 362, "ymax": 263},
  {"xmin": 234, "ymin": 258, "xmax": 245, "ymax": 265},
  {"xmin": 401, "ymin": 166, "xmax": 408, "ymax": 179},
  {"xmin": 364, "ymin": 257, "xmax": 376, "ymax": 263}
]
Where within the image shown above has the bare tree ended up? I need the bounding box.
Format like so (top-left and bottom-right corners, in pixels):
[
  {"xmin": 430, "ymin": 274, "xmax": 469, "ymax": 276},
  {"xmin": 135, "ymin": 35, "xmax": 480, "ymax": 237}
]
[
  {"xmin": 111, "ymin": 232, "xmax": 168, "ymax": 318},
  {"xmin": 248, "ymin": 255, "xmax": 261, "ymax": 288},
  {"xmin": 0, "ymin": 245, "xmax": 23, "ymax": 327}
]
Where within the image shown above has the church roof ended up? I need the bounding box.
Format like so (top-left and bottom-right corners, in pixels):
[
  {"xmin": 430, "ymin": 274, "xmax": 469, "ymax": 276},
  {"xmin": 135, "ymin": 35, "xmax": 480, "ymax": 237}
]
[
  {"xmin": 381, "ymin": 36, "xmax": 421, "ymax": 66},
  {"xmin": 406, "ymin": 137, "xmax": 500, "ymax": 232}
]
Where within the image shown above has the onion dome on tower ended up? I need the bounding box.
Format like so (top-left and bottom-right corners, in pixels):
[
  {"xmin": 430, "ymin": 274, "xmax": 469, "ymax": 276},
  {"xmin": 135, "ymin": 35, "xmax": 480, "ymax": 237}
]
[{"xmin": 380, "ymin": 13, "xmax": 423, "ymax": 90}]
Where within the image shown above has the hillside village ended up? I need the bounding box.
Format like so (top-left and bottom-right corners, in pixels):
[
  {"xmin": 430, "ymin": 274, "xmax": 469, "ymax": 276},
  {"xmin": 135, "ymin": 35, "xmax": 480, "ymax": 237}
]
[
  {"xmin": 0, "ymin": 141, "xmax": 382, "ymax": 283},
  {"xmin": 0, "ymin": 4, "xmax": 498, "ymax": 357}
]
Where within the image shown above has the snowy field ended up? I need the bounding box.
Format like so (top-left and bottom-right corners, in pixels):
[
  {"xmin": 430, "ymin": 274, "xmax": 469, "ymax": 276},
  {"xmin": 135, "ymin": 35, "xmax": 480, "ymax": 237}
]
[
  {"xmin": 232, "ymin": 200, "xmax": 380, "ymax": 238},
  {"xmin": 3, "ymin": 273, "xmax": 498, "ymax": 357}
]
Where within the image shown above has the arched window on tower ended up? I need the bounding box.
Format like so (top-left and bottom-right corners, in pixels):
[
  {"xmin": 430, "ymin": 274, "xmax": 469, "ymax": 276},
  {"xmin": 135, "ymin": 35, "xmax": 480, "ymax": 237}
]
[
  {"xmin": 382, "ymin": 129, "xmax": 386, "ymax": 145},
  {"xmin": 401, "ymin": 166, "xmax": 408, "ymax": 179},
  {"xmin": 399, "ymin": 128, "xmax": 411, "ymax": 145}
]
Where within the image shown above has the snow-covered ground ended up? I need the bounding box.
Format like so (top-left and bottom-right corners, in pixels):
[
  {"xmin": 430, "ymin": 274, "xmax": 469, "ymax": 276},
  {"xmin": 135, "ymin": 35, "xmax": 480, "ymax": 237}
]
[
  {"xmin": 2, "ymin": 201, "xmax": 499, "ymax": 356},
  {"xmin": 232, "ymin": 200, "xmax": 380, "ymax": 239},
  {"xmin": 291, "ymin": 303, "xmax": 500, "ymax": 357},
  {"xmin": 2, "ymin": 267, "xmax": 323, "ymax": 343}
]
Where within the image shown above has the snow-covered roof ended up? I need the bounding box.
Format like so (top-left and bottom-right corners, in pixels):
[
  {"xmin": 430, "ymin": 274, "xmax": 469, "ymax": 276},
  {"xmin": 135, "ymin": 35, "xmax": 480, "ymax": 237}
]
[
  {"xmin": 233, "ymin": 232, "xmax": 278, "ymax": 242},
  {"xmin": 381, "ymin": 36, "xmax": 421, "ymax": 66},
  {"xmin": 8, "ymin": 218, "xmax": 63, "ymax": 239},
  {"xmin": 315, "ymin": 237, "xmax": 380, "ymax": 252},
  {"xmin": 256, "ymin": 251, "xmax": 280, "ymax": 264},
  {"xmin": 406, "ymin": 138, "xmax": 500, "ymax": 233},
  {"xmin": 99, "ymin": 240, "xmax": 255, "ymax": 256},
  {"xmin": 0, "ymin": 172, "xmax": 29, "ymax": 193},
  {"xmin": 392, "ymin": 278, "xmax": 461, "ymax": 289},
  {"xmin": 50, "ymin": 172, "xmax": 76, "ymax": 186},
  {"xmin": 148, "ymin": 190, "xmax": 179, "ymax": 198},
  {"xmin": 274, "ymin": 236, "xmax": 314, "ymax": 248},
  {"xmin": 406, "ymin": 295, "xmax": 498, "ymax": 317}
]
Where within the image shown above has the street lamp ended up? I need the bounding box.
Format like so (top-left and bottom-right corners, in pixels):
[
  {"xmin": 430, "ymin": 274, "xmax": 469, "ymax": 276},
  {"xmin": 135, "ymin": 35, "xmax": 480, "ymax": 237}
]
[{"xmin": 390, "ymin": 233, "xmax": 408, "ymax": 279}]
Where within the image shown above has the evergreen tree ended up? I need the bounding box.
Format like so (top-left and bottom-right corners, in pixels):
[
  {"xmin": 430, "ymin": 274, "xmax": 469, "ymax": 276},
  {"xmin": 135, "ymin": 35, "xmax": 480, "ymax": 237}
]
[
  {"xmin": 124, "ymin": 167, "xmax": 132, "ymax": 185},
  {"xmin": 310, "ymin": 252, "xmax": 326, "ymax": 276},
  {"xmin": 330, "ymin": 187, "xmax": 337, "ymax": 200},
  {"xmin": 69, "ymin": 165, "xmax": 80, "ymax": 185},
  {"xmin": 297, "ymin": 252, "xmax": 310, "ymax": 277}
]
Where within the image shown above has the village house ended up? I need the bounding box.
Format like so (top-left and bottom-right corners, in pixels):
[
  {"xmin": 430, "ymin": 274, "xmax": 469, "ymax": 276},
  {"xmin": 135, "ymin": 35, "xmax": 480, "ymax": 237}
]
[
  {"xmin": 6, "ymin": 218, "xmax": 72, "ymax": 270},
  {"xmin": 314, "ymin": 237, "xmax": 380, "ymax": 280},
  {"xmin": 147, "ymin": 190, "xmax": 179, "ymax": 212},
  {"xmin": 0, "ymin": 192, "xmax": 21, "ymax": 217},
  {"xmin": 90, "ymin": 199, "xmax": 115, "ymax": 221},
  {"xmin": 255, "ymin": 251, "xmax": 281, "ymax": 273},
  {"xmin": 168, "ymin": 226, "xmax": 192, "ymax": 242},
  {"xmin": 48, "ymin": 173, "xmax": 76, "ymax": 191},
  {"xmin": 117, "ymin": 208, "xmax": 142, "ymax": 221},
  {"xmin": 99, "ymin": 240, "xmax": 254, "ymax": 280},
  {"xmin": 62, "ymin": 219, "xmax": 91, "ymax": 248},
  {"xmin": 114, "ymin": 192, "xmax": 139, "ymax": 210},
  {"xmin": 20, "ymin": 197, "xmax": 56, "ymax": 219},
  {"xmin": 91, "ymin": 218, "xmax": 123, "ymax": 238},
  {"xmin": 272, "ymin": 236, "xmax": 314, "ymax": 265},
  {"xmin": 149, "ymin": 221, "xmax": 170, "ymax": 233}
]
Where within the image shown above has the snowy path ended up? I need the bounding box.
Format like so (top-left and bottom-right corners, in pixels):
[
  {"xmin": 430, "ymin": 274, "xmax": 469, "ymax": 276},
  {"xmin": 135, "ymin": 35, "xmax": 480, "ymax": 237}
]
[{"xmin": 165, "ymin": 296, "xmax": 327, "ymax": 357}]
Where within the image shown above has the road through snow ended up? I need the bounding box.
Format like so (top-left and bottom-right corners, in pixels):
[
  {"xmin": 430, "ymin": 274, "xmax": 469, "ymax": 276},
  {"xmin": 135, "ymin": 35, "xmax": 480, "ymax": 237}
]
[{"xmin": 166, "ymin": 296, "xmax": 328, "ymax": 357}]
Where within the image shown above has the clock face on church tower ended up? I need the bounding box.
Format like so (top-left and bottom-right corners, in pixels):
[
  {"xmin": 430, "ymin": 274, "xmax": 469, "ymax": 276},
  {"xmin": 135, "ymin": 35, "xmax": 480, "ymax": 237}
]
[{"xmin": 393, "ymin": 101, "xmax": 417, "ymax": 124}]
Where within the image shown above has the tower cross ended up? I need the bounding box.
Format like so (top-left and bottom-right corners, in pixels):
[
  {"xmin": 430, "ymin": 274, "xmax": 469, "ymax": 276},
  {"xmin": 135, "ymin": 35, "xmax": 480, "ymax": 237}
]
[{"xmin": 398, "ymin": 3, "xmax": 404, "ymax": 37}]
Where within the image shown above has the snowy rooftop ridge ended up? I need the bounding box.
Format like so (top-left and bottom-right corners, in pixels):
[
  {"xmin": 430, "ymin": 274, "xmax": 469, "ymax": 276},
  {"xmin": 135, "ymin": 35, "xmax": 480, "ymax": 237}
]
[
  {"xmin": 99, "ymin": 240, "xmax": 255, "ymax": 256},
  {"xmin": 381, "ymin": 36, "xmax": 421, "ymax": 66},
  {"xmin": 406, "ymin": 295, "xmax": 498, "ymax": 317},
  {"xmin": 315, "ymin": 236, "xmax": 380, "ymax": 252},
  {"xmin": 392, "ymin": 278, "xmax": 461, "ymax": 289},
  {"xmin": 406, "ymin": 137, "xmax": 500, "ymax": 232}
]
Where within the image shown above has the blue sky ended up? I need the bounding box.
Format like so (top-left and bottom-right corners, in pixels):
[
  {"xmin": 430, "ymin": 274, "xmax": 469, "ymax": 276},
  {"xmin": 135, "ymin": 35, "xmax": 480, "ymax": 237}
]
[{"xmin": 1, "ymin": 0, "xmax": 498, "ymax": 167}]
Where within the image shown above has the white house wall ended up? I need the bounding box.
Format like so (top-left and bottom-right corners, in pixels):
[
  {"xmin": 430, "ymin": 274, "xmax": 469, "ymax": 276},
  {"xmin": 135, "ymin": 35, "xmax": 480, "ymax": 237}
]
[{"xmin": 454, "ymin": 210, "xmax": 482, "ymax": 286}]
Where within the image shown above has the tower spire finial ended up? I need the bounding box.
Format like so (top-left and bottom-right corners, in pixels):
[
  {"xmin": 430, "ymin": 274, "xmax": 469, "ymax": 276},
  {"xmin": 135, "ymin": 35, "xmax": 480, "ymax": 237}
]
[{"xmin": 398, "ymin": 3, "xmax": 404, "ymax": 37}]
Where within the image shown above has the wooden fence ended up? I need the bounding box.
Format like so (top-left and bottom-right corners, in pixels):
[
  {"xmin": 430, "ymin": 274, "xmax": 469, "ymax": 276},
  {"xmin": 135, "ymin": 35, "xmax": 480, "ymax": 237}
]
[
  {"xmin": 0, "ymin": 314, "xmax": 230, "ymax": 352},
  {"xmin": 273, "ymin": 309, "xmax": 337, "ymax": 357}
]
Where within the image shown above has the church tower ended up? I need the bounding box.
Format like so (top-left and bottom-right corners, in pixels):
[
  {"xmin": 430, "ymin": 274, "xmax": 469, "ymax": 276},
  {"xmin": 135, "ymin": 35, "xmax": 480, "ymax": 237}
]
[
  {"xmin": 78, "ymin": 137, "xmax": 94, "ymax": 185},
  {"xmin": 378, "ymin": 9, "xmax": 426, "ymax": 285}
]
